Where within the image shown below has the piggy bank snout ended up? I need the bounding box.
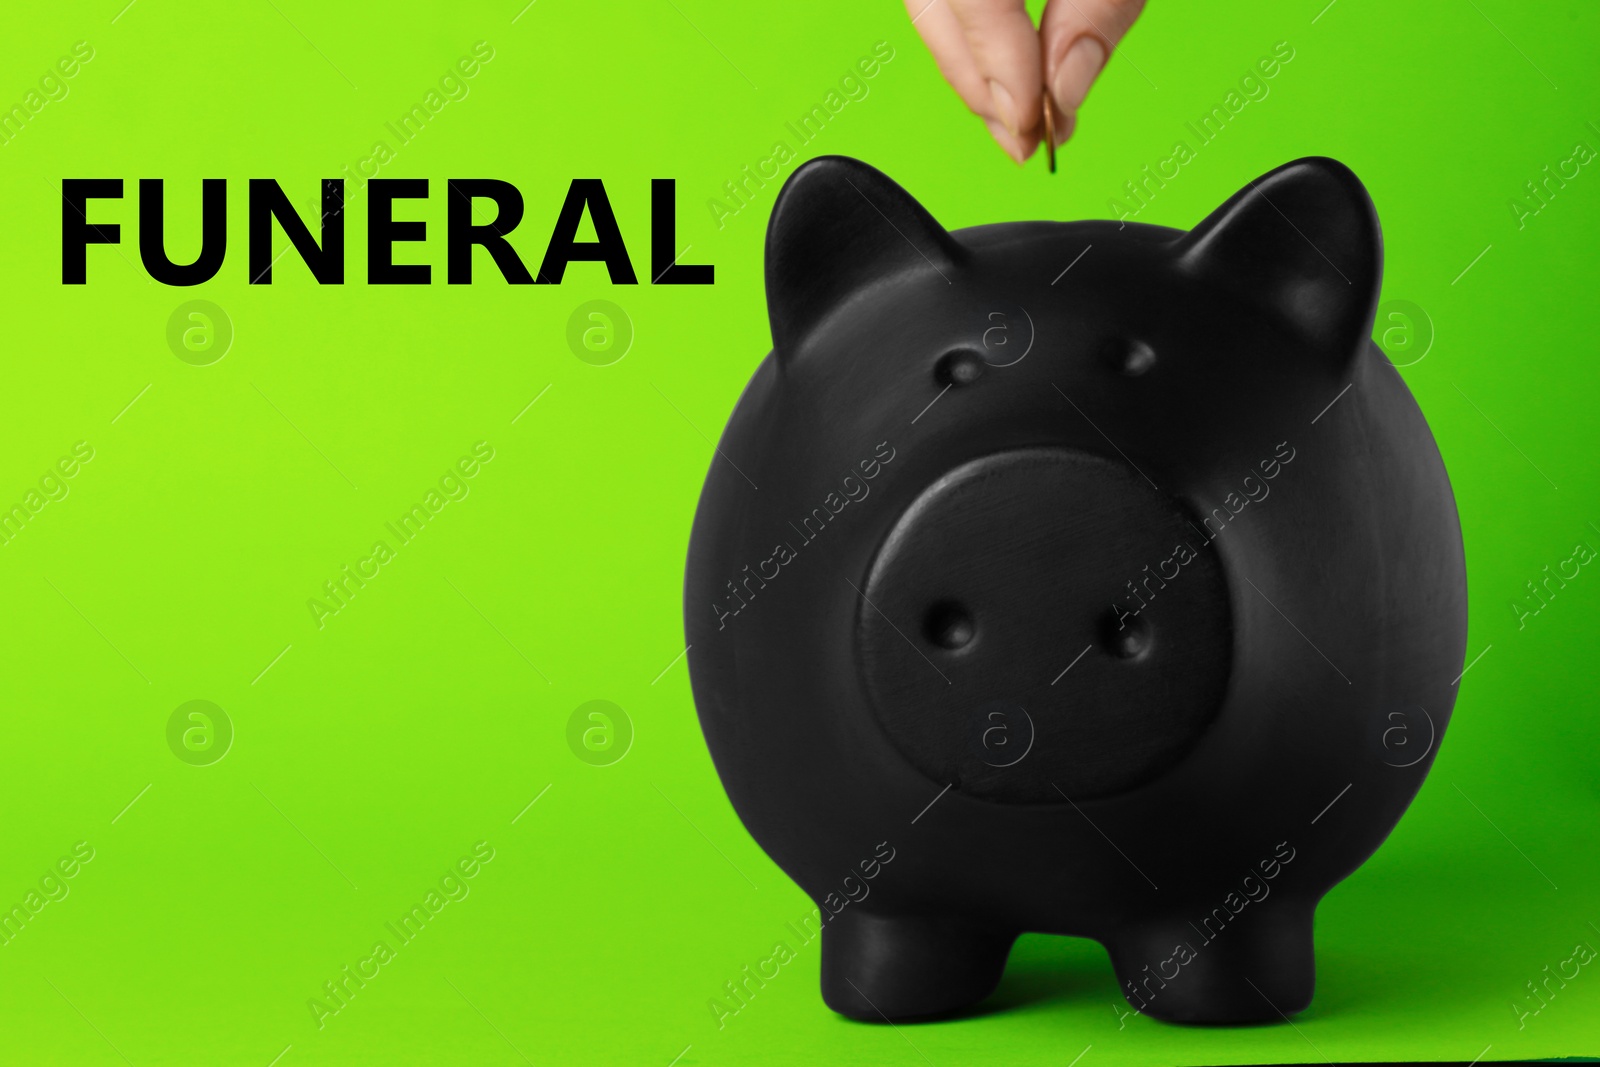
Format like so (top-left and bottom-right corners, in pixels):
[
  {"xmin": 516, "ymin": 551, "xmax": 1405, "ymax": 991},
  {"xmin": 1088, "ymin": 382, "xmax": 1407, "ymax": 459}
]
[{"xmin": 856, "ymin": 447, "xmax": 1233, "ymax": 803}]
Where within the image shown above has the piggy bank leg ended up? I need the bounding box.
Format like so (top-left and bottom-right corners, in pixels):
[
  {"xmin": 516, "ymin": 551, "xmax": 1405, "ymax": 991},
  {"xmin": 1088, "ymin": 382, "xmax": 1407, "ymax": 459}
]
[
  {"xmin": 820, "ymin": 910, "xmax": 1016, "ymax": 1020},
  {"xmin": 1106, "ymin": 904, "xmax": 1316, "ymax": 1023}
]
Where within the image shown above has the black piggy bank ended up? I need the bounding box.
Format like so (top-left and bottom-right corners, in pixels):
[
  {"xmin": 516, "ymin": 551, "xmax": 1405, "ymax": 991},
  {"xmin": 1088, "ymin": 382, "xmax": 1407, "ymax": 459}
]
[{"xmin": 683, "ymin": 155, "xmax": 1466, "ymax": 1024}]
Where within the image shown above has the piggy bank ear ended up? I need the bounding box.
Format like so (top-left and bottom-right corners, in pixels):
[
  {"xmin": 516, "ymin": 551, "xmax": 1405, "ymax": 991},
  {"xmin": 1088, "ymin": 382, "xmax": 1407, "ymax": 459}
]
[
  {"xmin": 765, "ymin": 156, "xmax": 962, "ymax": 359},
  {"xmin": 1176, "ymin": 157, "xmax": 1382, "ymax": 361}
]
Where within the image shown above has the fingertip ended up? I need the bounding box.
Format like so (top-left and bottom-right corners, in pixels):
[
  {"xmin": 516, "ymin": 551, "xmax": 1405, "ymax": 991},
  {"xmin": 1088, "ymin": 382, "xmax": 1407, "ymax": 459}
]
[{"xmin": 983, "ymin": 118, "xmax": 1031, "ymax": 165}]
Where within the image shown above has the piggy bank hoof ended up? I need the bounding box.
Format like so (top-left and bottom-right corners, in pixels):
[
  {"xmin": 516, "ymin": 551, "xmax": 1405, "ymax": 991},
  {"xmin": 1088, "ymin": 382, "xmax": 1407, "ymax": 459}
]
[
  {"xmin": 820, "ymin": 911, "xmax": 1016, "ymax": 1021},
  {"xmin": 1108, "ymin": 906, "xmax": 1315, "ymax": 1023}
]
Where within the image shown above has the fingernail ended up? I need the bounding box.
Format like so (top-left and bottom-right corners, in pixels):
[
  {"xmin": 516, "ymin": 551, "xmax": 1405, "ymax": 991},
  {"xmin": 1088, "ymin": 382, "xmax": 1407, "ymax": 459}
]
[
  {"xmin": 1049, "ymin": 105, "xmax": 1078, "ymax": 148},
  {"xmin": 987, "ymin": 79, "xmax": 1018, "ymax": 136},
  {"xmin": 1052, "ymin": 36, "xmax": 1107, "ymax": 117},
  {"xmin": 984, "ymin": 119, "xmax": 1028, "ymax": 165}
]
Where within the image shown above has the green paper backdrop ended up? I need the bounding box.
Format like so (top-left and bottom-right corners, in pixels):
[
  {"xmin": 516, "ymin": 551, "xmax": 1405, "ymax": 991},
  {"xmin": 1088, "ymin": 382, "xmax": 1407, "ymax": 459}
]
[{"xmin": 2, "ymin": 0, "xmax": 1597, "ymax": 1063}]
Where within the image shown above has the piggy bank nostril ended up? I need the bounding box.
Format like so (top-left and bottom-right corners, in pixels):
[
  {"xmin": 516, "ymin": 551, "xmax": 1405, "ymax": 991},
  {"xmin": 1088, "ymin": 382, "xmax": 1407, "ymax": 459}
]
[
  {"xmin": 935, "ymin": 349, "xmax": 985, "ymax": 387},
  {"xmin": 1101, "ymin": 608, "xmax": 1153, "ymax": 659},
  {"xmin": 924, "ymin": 601, "xmax": 976, "ymax": 650}
]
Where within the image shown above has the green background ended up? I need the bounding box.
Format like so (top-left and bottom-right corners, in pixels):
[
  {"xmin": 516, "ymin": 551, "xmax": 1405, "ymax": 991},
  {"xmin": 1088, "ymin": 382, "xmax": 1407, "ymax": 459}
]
[{"xmin": 2, "ymin": 0, "xmax": 1598, "ymax": 1063}]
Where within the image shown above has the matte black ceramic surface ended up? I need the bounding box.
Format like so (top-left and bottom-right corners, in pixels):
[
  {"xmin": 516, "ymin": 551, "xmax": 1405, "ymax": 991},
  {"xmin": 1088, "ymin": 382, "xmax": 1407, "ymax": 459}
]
[{"xmin": 683, "ymin": 155, "xmax": 1467, "ymax": 1024}]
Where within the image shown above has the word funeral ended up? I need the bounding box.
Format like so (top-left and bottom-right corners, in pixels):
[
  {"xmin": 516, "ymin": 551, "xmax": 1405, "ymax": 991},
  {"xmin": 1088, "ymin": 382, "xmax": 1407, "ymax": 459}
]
[{"xmin": 62, "ymin": 177, "xmax": 712, "ymax": 286}]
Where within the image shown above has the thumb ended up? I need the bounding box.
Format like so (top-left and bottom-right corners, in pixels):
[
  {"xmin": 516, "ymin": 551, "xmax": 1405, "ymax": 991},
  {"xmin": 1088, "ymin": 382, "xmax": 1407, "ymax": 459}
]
[{"xmin": 1039, "ymin": 0, "xmax": 1146, "ymax": 143}]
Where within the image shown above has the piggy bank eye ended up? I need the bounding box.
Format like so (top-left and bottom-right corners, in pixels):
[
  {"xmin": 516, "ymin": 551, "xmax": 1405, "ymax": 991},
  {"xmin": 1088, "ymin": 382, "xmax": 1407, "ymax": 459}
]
[
  {"xmin": 934, "ymin": 348, "xmax": 985, "ymax": 387},
  {"xmin": 1105, "ymin": 337, "xmax": 1157, "ymax": 377}
]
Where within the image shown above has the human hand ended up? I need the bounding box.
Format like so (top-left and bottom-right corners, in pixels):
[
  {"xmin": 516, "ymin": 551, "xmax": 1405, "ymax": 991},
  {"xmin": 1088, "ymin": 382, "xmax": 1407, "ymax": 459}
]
[{"xmin": 904, "ymin": 0, "xmax": 1146, "ymax": 165}]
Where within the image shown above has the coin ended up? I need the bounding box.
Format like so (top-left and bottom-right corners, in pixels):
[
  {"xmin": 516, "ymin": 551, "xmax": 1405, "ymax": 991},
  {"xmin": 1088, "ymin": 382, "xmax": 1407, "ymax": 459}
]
[{"xmin": 1042, "ymin": 94, "xmax": 1057, "ymax": 174}]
